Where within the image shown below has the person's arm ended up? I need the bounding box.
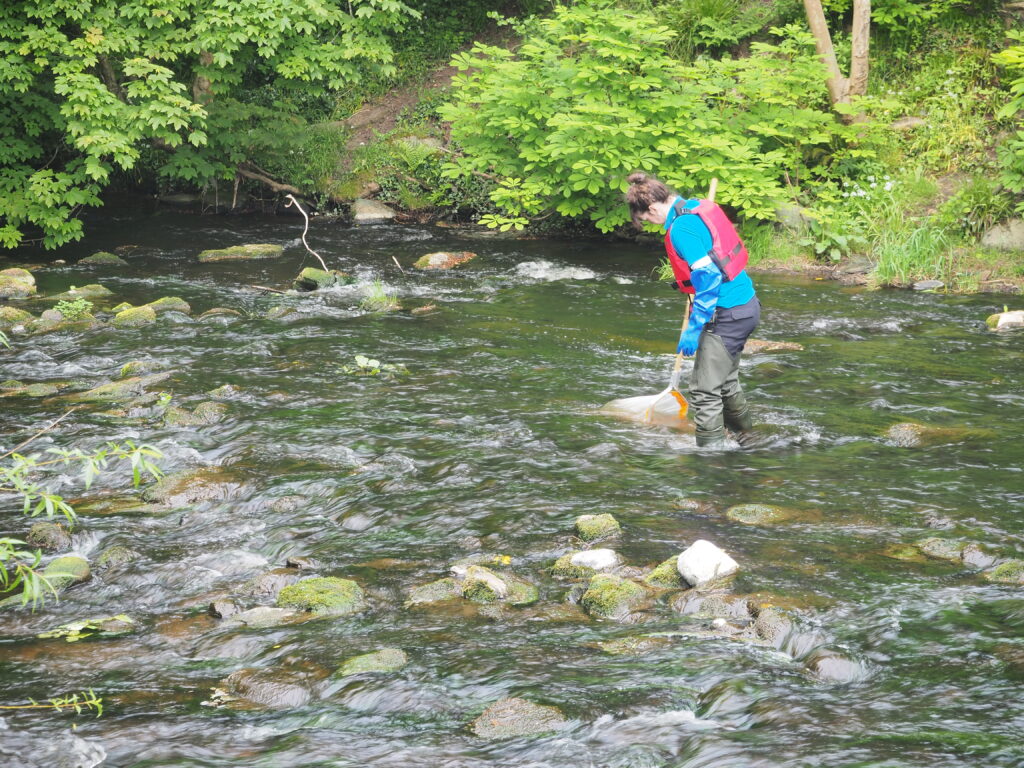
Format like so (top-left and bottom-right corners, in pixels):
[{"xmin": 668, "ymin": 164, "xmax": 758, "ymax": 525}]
[{"xmin": 678, "ymin": 261, "xmax": 721, "ymax": 355}]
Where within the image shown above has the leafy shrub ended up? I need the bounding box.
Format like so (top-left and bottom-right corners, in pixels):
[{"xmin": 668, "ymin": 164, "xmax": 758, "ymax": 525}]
[
  {"xmin": 937, "ymin": 176, "xmax": 1014, "ymax": 237},
  {"xmin": 995, "ymin": 32, "xmax": 1024, "ymax": 214},
  {"xmin": 53, "ymin": 298, "xmax": 94, "ymax": 321}
]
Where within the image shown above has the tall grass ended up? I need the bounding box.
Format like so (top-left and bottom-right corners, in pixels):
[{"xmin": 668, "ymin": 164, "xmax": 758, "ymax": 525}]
[{"xmin": 359, "ymin": 280, "xmax": 402, "ymax": 312}]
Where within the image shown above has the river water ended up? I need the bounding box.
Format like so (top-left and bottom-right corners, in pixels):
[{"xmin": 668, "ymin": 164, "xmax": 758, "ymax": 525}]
[{"xmin": 1, "ymin": 207, "xmax": 1023, "ymax": 767}]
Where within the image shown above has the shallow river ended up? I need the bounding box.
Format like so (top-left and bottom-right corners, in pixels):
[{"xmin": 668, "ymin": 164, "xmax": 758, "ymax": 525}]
[{"xmin": 1, "ymin": 206, "xmax": 1023, "ymax": 767}]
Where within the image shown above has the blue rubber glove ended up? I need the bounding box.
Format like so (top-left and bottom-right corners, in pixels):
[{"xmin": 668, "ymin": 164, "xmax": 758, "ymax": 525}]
[{"xmin": 677, "ymin": 325, "xmax": 701, "ymax": 356}]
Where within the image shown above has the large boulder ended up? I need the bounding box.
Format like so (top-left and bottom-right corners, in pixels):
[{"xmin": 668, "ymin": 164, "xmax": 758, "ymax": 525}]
[
  {"xmin": 276, "ymin": 576, "xmax": 366, "ymax": 616},
  {"xmin": 985, "ymin": 310, "xmax": 1024, "ymax": 331},
  {"xmin": 197, "ymin": 243, "xmax": 284, "ymax": 262},
  {"xmin": 0, "ymin": 268, "xmax": 36, "ymax": 298},
  {"xmin": 0, "ymin": 306, "xmax": 33, "ymax": 329},
  {"xmin": 470, "ymin": 697, "xmax": 567, "ymax": 739},
  {"xmin": 676, "ymin": 540, "xmax": 739, "ymax": 587},
  {"xmin": 352, "ymin": 198, "xmax": 396, "ymax": 225},
  {"xmin": 413, "ymin": 251, "xmax": 477, "ymax": 270},
  {"xmin": 334, "ymin": 648, "xmax": 408, "ymax": 677},
  {"xmin": 579, "ymin": 574, "xmax": 648, "ymax": 620},
  {"xmin": 981, "ymin": 219, "xmax": 1024, "ymax": 251}
]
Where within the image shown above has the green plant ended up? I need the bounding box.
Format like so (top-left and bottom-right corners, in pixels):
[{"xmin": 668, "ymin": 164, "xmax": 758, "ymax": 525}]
[
  {"xmin": 340, "ymin": 354, "xmax": 408, "ymax": 378},
  {"xmin": 937, "ymin": 176, "xmax": 1014, "ymax": 237},
  {"xmin": 0, "ymin": 689, "xmax": 103, "ymax": 717},
  {"xmin": 359, "ymin": 280, "xmax": 401, "ymax": 312},
  {"xmin": 53, "ymin": 298, "xmax": 94, "ymax": 321},
  {"xmin": 995, "ymin": 31, "xmax": 1024, "ymax": 214},
  {"xmin": 0, "ymin": 441, "xmax": 162, "ymax": 607}
]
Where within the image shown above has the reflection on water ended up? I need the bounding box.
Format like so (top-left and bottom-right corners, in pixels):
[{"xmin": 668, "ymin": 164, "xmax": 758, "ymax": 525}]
[{"xmin": 1, "ymin": 208, "xmax": 1023, "ymax": 767}]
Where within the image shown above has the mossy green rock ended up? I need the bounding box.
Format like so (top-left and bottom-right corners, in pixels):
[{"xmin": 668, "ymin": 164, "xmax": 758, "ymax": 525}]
[
  {"xmin": 505, "ymin": 578, "xmax": 540, "ymax": 606},
  {"xmin": 163, "ymin": 401, "xmax": 228, "ymax": 426},
  {"xmin": 598, "ymin": 635, "xmax": 673, "ymax": 655},
  {"xmin": 142, "ymin": 466, "xmax": 243, "ymax": 506},
  {"xmin": 146, "ymin": 296, "xmax": 191, "ymax": 315},
  {"xmin": 276, "ymin": 576, "xmax": 366, "ymax": 615},
  {"xmin": 198, "ymin": 243, "xmax": 284, "ymax": 262},
  {"xmin": 985, "ymin": 559, "xmax": 1024, "ymax": 584},
  {"xmin": 96, "ymin": 545, "xmax": 141, "ymax": 569},
  {"xmin": 0, "ymin": 382, "xmax": 60, "ymax": 398},
  {"xmin": 726, "ymin": 503, "xmax": 797, "ymax": 525},
  {"xmin": 47, "ymin": 284, "xmax": 113, "ymax": 301},
  {"xmin": 113, "ymin": 305, "xmax": 157, "ymax": 328},
  {"xmin": 552, "ymin": 552, "xmax": 595, "ymax": 579},
  {"xmin": 574, "ymin": 513, "xmax": 621, "ymax": 541},
  {"xmin": 0, "ymin": 268, "xmax": 36, "ymax": 298},
  {"xmin": 334, "ymin": 648, "xmax": 408, "ymax": 677},
  {"xmin": 917, "ymin": 537, "xmax": 967, "ymax": 563},
  {"xmin": 79, "ymin": 252, "xmax": 128, "ymax": 267},
  {"xmin": 60, "ymin": 372, "xmax": 171, "ymax": 403},
  {"xmin": 293, "ymin": 267, "xmax": 354, "ymax": 291},
  {"xmin": 643, "ymin": 557, "xmax": 686, "ymax": 589},
  {"xmin": 886, "ymin": 422, "xmax": 994, "ymax": 448},
  {"xmin": 110, "ymin": 302, "xmax": 134, "ymax": 313},
  {"xmin": 470, "ymin": 697, "xmax": 566, "ymax": 740},
  {"xmin": 119, "ymin": 360, "xmax": 160, "ymax": 378},
  {"xmin": 580, "ymin": 574, "xmax": 648, "ymax": 620},
  {"xmin": 0, "ymin": 306, "xmax": 33, "ymax": 328},
  {"xmin": 461, "ymin": 565, "xmax": 508, "ymax": 603},
  {"xmin": 26, "ymin": 522, "xmax": 72, "ymax": 552},
  {"xmin": 38, "ymin": 614, "xmax": 135, "ymax": 641},
  {"xmin": 43, "ymin": 555, "xmax": 91, "ymax": 591},
  {"xmin": 406, "ymin": 577, "xmax": 461, "ymax": 606},
  {"xmin": 413, "ymin": 251, "xmax": 477, "ymax": 270}
]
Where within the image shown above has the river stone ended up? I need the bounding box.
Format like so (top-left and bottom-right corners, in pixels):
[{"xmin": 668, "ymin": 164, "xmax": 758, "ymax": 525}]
[
  {"xmin": 744, "ymin": 338, "xmax": 805, "ymax": 353},
  {"xmin": 293, "ymin": 267, "xmax": 355, "ymax": 291},
  {"xmin": 43, "ymin": 555, "xmax": 91, "ymax": 591},
  {"xmin": 0, "ymin": 268, "xmax": 36, "ymax": 298},
  {"xmin": 222, "ymin": 668, "xmax": 312, "ymax": 708},
  {"xmin": 276, "ymin": 576, "xmax": 366, "ymax": 615},
  {"xmin": 571, "ymin": 549, "xmax": 620, "ymax": 571},
  {"xmin": 47, "ymin": 284, "xmax": 113, "ymax": 301},
  {"xmin": 0, "ymin": 382, "xmax": 60, "ymax": 398},
  {"xmin": 885, "ymin": 422, "xmax": 993, "ymax": 448},
  {"xmin": 580, "ymin": 574, "xmax": 648, "ymax": 620},
  {"xmin": 142, "ymin": 465, "xmax": 244, "ymax": 506},
  {"xmin": 198, "ymin": 307, "xmax": 244, "ymax": 321},
  {"xmin": 598, "ymin": 635, "xmax": 674, "ymax": 655},
  {"xmin": 726, "ymin": 504, "xmax": 790, "ymax": 525},
  {"xmin": 334, "ymin": 648, "xmax": 408, "ymax": 677},
  {"xmin": 504, "ymin": 578, "xmax": 540, "ymax": 606},
  {"xmin": 0, "ymin": 306, "xmax": 33, "ymax": 329},
  {"xmin": 265, "ymin": 306, "xmax": 298, "ymax": 320},
  {"xmin": 980, "ymin": 218, "xmax": 1024, "ymax": 251},
  {"xmin": 673, "ymin": 592, "xmax": 751, "ymax": 620},
  {"xmin": 241, "ymin": 568, "xmax": 304, "ymax": 599},
  {"xmin": 574, "ymin": 513, "xmax": 621, "ymax": 542},
  {"xmin": 37, "ymin": 614, "xmax": 136, "ymax": 642},
  {"xmin": 96, "ymin": 544, "xmax": 140, "ymax": 570},
  {"xmin": 984, "ymin": 559, "xmax": 1024, "ymax": 584},
  {"xmin": 227, "ymin": 606, "xmax": 296, "ymax": 628},
  {"xmin": 146, "ymin": 296, "xmax": 191, "ymax": 315},
  {"xmin": 912, "ymin": 279, "xmax": 944, "ymax": 291},
  {"xmin": 113, "ymin": 305, "xmax": 157, "ymax": 328},
  {"xmin": 79, "ymin": 251, "xmax": 128, "ymax": 267},
  {"xmin": 470, "ymin": 697, "xmax": 567, "ymax": 739},
  {"xmin": 753, "ymin": 606, "xmax": 793, "ymax": 648},
  {"xmin": 60, "ymin": 371, "xmax": 172, "ymax": 404},
  {"xmin": 164, "ymin": 401, "xmax": 228, "ymax": 427},
  {"xmin": 26, "ymin": 522, "xmax": 73, "ymax": 552},
  {"xmin": 805, "ymin": 649, "xmax": 866, "ymax": 683},
  {"xmin": 960, "ymin": 543, "xmax": 999, "ymax": 570},
  {"xmin": 352, "ymin": 198, "xmax": 396, "ymax": 225},
  {"xmin": 197, "ymin": 243, "xmax": 284, "ymax": 262},
  {"xmin": 677, "ymin": 540, "xmax": 739, "ymax": 587},
  {"xmin": 119, "ymin": 360, "xmax": 162, "ymax": 378},
  {"xmin": 643, "ymin": 557, "xmax": 686, "ymax": 590},
  {"xmin": 459, "ymin": 565, "xmax": 509, "ymax": 603},
  {"xmin": 406, "ymin": 577, "xmax": 461, "ymax": 605},
  {"xmin": 413, "ymin": 251, "xmax": 477, "ymax": 270},
  {"xmin": 985, "ymin": 310, "xmax": 1024, "ymax": 331},
  {"xmin": 916, "ymin": 537, "xmax": 967, "ymax": 562}
]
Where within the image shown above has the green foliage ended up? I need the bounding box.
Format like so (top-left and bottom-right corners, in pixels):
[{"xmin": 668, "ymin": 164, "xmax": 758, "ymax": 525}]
[
  {"xmin": 359, "ymin": 280, "xmax": 402, "ymax": 312},
  {"xmin": 995, "ymin": 32, "xmax": 1024, "ymax": 214},
  {"xmin": 341, "ymin": 354, "xmax": 408, "ymax": 377},
  {"xmin": 440, "ymin": 5, "xmax": 870, "ymax": 232},
  {"xmin": 937, "ymin": 176, "xmax": 1014, "ymax": 237},
  {"xmin": 0, "ymin": 689, "xmax": 103, "ymax": 717},
  {"xmin": 53, "ymin": 298, "xmax": 94, "ymax": 321},
  {"xmin": 0, "ymin": 0, "xmax": 420, "ymax": 248},
  {"xmin": 635, "ymin": 0, "xmax": 787, "ymax": 62},
  {"xmin": 0, "ymin": 441, "xmax": 162, "ymax": 607}
]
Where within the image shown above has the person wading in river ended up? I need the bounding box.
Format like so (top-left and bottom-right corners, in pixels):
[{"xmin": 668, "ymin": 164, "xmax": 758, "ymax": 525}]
[{"xmin": 625, "ymin": 172, "xmax": 760, "ymax": 448}]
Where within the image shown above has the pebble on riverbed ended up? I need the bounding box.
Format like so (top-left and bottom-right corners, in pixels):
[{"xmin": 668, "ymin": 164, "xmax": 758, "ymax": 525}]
[{"xmin": 470, "ymin": 697, "xmax": 567, "ymax": 739}]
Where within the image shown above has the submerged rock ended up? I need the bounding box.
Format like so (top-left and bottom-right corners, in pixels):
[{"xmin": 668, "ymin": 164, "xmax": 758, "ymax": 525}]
[
  {"xmin": 726, "ymin": 503, "xmax": 799, "ymax": 525},
  {"xmin": 146, "ymin": 296, "xmax": 191, "ymax": 315},
  {"xmin": 885, "ymin": 422, "xmax": 993, "ymax": 447},
  {"xmin": 95, "ymin": 545, "xmax": 141, "ymax": 570},
  {"xmin": 752, "ymin": 606, "xmax": 794, "ymax": 649},
  {"xmin": 580, "ymin": 574, "xmax": 648, "ymax": 620},
  {"xmin": 113, "ymin": 305, "xmax": 157, "ymax": 328},
  {"xmin": 985, "ymin": 559, "xmax": 1024, "ymax": 584},
  {"xmin": 42, "ymin": 555, "xmax": 91, "ymax": 592},
  {"xmin": 60, "ymin": 372, "xmax": 172, "ymax": 403},
  {"xmin": 470, "ymin": 697, "xmax": 567, "ymax": 740},
  {"xmin": 805, "ymin": 649, "xmax": 866, "ymax": 683},
  {"xmin": 677, "ymin": 540, "xmax": 739, "ymax": 587},
  {"xmin": 142, "ymin": 465, "xmax": 244, "ymax": 507},
  {"xmin": 79, "ymin": 251, "xmax": 128, "ymax": 267},
  {"xmin": 916, "ymin": 537, "xmax": 967, "ymax": 562},
  {"xmin": 0, "ymin": 382, "xmax": 61, "ymax": 398},
  {"xmin": 163, "ymin": 401, "xmax": 228, "ymax": 427},
  {"xmin": 0, "ymin": 268, "xmax": 36, "ymax": 298},
  {"xmin": 37, "ymin": 614, "xmax": 136, "ymax": 642},
  {"xmin": 406, "ymin": 577, "xmax": 461, "ymax": 606},
  {"xmin": 985, "ymin": 309, "xmax": 1024, "ymax": 331},
  {"xmin": 198, "ymin": 307, "xmax": 244, "ymax": 322},
  {"xmin": 119, "ymin": 360, "xmax": 161, "ymax": 378},
  {"xmin": 597, "ymin": 635, "xmax": 674, "ymax": 655},
  {"xmin": 292, "ymin": 267, "xmax": 355, "ymax": 291},
  {"xmin": 220, "ymin": 667, "xmax": 312, "ymax": 709},
  {"xmin": 413, "ymin": 251, "xmax": 477, "ymax": 270},
  {"xmin": 46, "ymin": 284, "xmax": 113, "ymax": 302},
  {"xmin": 352, "ymin": 198, "xmax": 396, "ymax": 225},
  {"xmin": 276, "ymin": 576, "xmax": 366, "ymax": 616},
  {"xmin": 744, "ymin": 338, "xmax": 804, "ymax": 353},
  {"xmin": 197, "ymin": 243, "xmax": 284, "ymax": 262},
  {"xmin": 240, "ymin": 568, "xmax": 304, "ymax": 599},
  {"xmin": 26, "ymin": 521, "xmax": 73, "ymax": 552},
  {"xmin": 265, "ymin": 306, "xmax": 298, "ymax": 320},
  {"xmin": 334, "ymin": 648, "xmax": 408, "ymax": 677},
  {"xmin": 574, "ymin": 513, "xmax": 621, "ymax": 542},
  {"xmin": 226, "ymin": 606, "xmax": 296, "ymax": 628}
]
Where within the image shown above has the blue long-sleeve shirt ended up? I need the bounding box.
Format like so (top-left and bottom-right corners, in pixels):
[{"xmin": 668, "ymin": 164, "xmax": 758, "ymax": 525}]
[{"xmin": 664, "ymin": 197, "xmax": 755, "ymax": 337}]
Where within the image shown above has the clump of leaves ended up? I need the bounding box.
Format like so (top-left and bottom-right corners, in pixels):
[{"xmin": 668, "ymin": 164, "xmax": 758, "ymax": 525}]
[
  {"xmin": 340, "ymin": 354, "xmax": 408, "ymax": 378},
  {"xmin": 53, "ymin": 298, "xmax": 94, "ymax": 321},
  {"xmin": 359, "ymin": 280, "xmax": 401, "ymax": 313}
]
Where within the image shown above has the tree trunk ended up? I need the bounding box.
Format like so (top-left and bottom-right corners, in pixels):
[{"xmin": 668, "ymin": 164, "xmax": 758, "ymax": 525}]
[
  {"xmin": 848, "ymin": 0, "xmax": 871, "ymax": 98},
  {"xmin": 803, "ymin": 0, "xmax": 849, "ymax": 107},
  {"xmin": 193, "ymin": 51, "xmax": 215, "ymax": 105}
]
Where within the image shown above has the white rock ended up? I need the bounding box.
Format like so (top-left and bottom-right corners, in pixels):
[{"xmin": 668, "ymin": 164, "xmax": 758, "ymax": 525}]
[
  {"xmin": 990, "ymin": 310, "xmax": 1024, "ymax": 331},
  {"xmin": 570, "ymin": 548, "xmax": 620, "ymax": 571},
  {"xmin": 352, "ymin": 198, "xmax": 396, "ymax": 225},
  {"xmin": 676, "ymin": 540, "xmax": 739, "ymax": 587},
  {"xmin": 462, "ymin": 565, "xmax": 508, "ymax": 599},
  {"xmin": 981, "ymin": 218, "xmax": 1024, "ymax": 251}
]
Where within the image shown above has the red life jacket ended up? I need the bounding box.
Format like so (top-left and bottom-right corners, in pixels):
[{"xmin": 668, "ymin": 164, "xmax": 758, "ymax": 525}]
[{"xmin": 664, "ymin": 199, "xmax": 748, "ymax": 294}]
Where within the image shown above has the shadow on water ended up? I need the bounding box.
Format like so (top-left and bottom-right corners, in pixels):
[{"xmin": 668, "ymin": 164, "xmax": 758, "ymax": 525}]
[{"xmin": 2, "ymin": 205, "xmax": 1023, "ymax": 767}]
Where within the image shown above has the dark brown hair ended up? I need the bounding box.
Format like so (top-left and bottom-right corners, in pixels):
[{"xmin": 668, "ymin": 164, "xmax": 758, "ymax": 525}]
[{"xmin": 625, "ymin": 172, "xmax": 673, "ymax": 229}]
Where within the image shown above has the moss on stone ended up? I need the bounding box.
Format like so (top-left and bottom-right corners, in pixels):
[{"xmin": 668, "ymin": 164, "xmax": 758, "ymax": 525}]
[
  {"xmin": 113, "ymin": 305, "xmax": 157, "ymax": 328},
  {"xmin": 26, "ymin": 522, "xmax": 72, "ymax": 552},
  {"xmin": 0, "ymin": 268, "xmax": 36, "ymax": 298},
  {"xmin": 726, "ymin": 503, "xmax": 796, "ymax": 525},
  {"xmin": 0, "ymin": 306, "xmax": 33, "ymax": 328},
  {"xmin": 61, "ymin": 372, "xmax": 171, "ymax": 403},
  {"xmin": 96, "ymin": 545, "xmax": 140, "ymax": 569},
  {"xmin": 43, "ymin": 555, "xmax": 91, "ymax": 591},
  {"xmin": 119, "ymin": 360, "xmax": 160, "ymax": 379},
  {"xmin": 164, "ymin": 401, "xmax": 228, "ymax": 427},
  {"xmin": 643, "ymin": 557, "xmax": 685, "ymax": 589},
  {"xmin": 79, "ymin": 251, "xmax": 128, "ymax": 266},
  {"xmin": 881, "ymin": 543, "xmax": 925, "ymax": 562},
  {"xmin": 505, "ymin": 578, "xmax": 540, "ymax": 606},
  {"xmin": 985, "ymin": 559, "xmax": 1024, "ymax": 584},
  {"xmin": 197, "ymin": 243, "xmax": 284, "ymax": 262},
  {"xmin": 551, "ymin": 552, "xmax": 595, "ymax": 579},
  {"xmin": 276, "ymin": 576, "xmax": 366, "ymax": 615},
  {"xmin": 574, "ymin": 513, "xmax": 621, "ymax": 542},
  {"xmin": 461, "ymin": 565, "xmax": 507, "ymax": 603},
  {"xmin": 406, "ymin": 577, "xmax": 461, "ymax": 606},
  {"xmin": 470, "ymin": 697, "xmax": 566, "ymax": 739},
  {"xmin": 413, "ymin": 251, "xmax": 477, "ymax": 270},
  {"xmin": 47, "ymin": 284, "xmax": 113, "ymax": 301},
  {"xmin": 580, "ymin": 574, "xmax": 648, "ymax": 620},
  {"xmin": 917, "ymin": 537, "xmax": 967, "ymax": 563},
  {"xmin": 146, "ymin": 296, "xmax": 191, "ymax": 315},
  {"xmin": 110, "ymin": 302, "xmax": 134, "ymax": 313},
  {"xmin": 597, "ymin": 635, "xmax": 673, "ymax": 655},
  {"xmin": 334, "ymin": 648, "xmax": 408, "ymax": 677},
  {"xmin": 293, "ymin": 267, "xmax": 354, "ymax": 291}
]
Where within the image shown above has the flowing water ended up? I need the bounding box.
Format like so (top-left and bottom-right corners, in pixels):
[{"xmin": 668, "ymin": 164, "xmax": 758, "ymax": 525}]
[{"xmin": 2, "ymin": 206, "xmax": 1023, "ymax": 767}]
